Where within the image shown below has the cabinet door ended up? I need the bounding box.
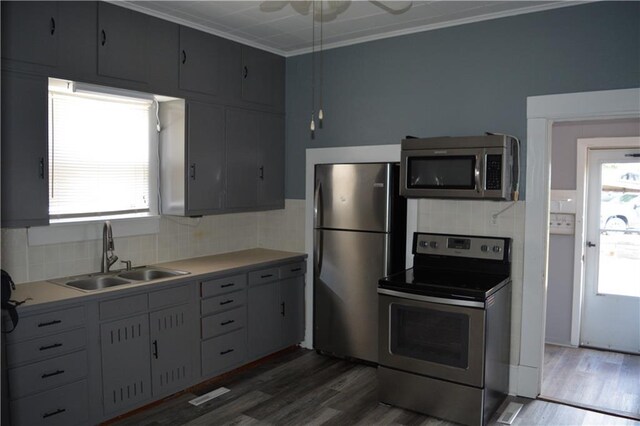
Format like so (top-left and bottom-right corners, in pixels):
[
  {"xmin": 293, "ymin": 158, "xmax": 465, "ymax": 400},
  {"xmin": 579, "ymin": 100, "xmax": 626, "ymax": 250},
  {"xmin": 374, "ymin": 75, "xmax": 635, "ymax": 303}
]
[
  {"xmin": 1, "ymin": 1, "xmax": 58, "ymax": 67},
  {"xmin": 257, "ymin": 113, "xmax": 285, "ymax": 208},
  {"xmin": 147, "ymin": 17, "xmax": 180, "ymax": 96},
  {"xmin": 57, "ymin": 1, "xmax": 97, "ymax": 82},
  {"xmin": 280, "ymin": 276, "xmax": 305, "ymax": 348},
  {"xmin": 248, "ymin": 282, "xmax": 280, "ymax": 359},
  {"xmin": 149, "ymin": 305, "xmax": 195, "ymax": 396},
  {"xmin": 186, "ymin": 102, "xmax": 226, "ymax": 214},
  {"xmin": 179, "ymin": 27, "xmax": 225, "ymax": 96},
  {"xmin": 241, "ymin": 46, "xmax": 282, "ymax": 106},
  {"xmin": 225, "ymin": 108, "xmax": 259, "ymax": 209},
  {"xmin": 100, "ymin": 314, "xmax": 151, "ymax": 414},
  {"xmin": 1, "ymin": 72, "xmax": 49, "ymax": 228},
  {"xmin": 97, "ymin": 2, "xmax": 149, "ymax": 83}
]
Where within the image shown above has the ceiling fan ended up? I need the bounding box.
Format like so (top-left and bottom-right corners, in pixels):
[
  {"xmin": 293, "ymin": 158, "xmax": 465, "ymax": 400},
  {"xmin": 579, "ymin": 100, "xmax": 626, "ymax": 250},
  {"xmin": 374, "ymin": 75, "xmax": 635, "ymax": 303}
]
[{"xmin": 260, "ymin": 1, "xmax": 413, "ymax": 22}]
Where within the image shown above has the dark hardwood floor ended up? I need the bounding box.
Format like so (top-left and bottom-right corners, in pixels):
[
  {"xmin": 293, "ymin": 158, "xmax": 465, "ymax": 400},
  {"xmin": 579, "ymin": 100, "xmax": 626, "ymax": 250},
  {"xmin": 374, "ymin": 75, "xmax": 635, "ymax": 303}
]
[
  {"xmin": 110, "ymin": 348, "xmax": 639, "ymax": 426},
  {"xmin": 542, "ymin": 344, "xmax": 640, "ymax": 420}
]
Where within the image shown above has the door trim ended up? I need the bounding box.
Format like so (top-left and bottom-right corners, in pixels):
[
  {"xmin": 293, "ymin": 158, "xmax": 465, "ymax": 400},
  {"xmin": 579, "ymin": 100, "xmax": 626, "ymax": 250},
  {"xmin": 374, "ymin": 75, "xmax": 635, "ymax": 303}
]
[
  {"xmin": 522, "ymin": 88, "xmax": 640, "ymax": 398},
  {"xmin": 572, "ymin": 137, "xmax": 640, "ymax": 347}
]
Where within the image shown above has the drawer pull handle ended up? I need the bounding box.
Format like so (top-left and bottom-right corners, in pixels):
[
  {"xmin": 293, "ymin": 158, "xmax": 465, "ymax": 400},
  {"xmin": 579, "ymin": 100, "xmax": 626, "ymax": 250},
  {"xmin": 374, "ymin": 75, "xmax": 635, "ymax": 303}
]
[
  {"xmin": 220, "ymin": 348, "xmax": 234, "ymax": 355},
  {"xmin": 221, "ymin": 320, "xmax": 235, "ymax": 326},
  {"xmin": 260, "ymin": 274, "xmax": 273, "ymax": 279},
  {"xmin": 220, "ymin": 300, "xmax": 234, "ymax": 306},
  {"xmin": 291, "ymin": 268, "xmax": 302, "ymax": 272},
  {"xmin": 221, "ymin": 283, "xmax": 234, "ymax": 288},
  {"xmin": 39, "ymin": 343, "xmax": 63, "ymax": 351},
  {"xmin": 38, "ymin": 320, "xmax": 62, "ymax": 328},
  {"xmin": 41, "ymin": 369, "xmax": 65, "ymax": 379},
  {"xmin": 43, "ymin": 408, "xmax": 66, "ymax": 419}
]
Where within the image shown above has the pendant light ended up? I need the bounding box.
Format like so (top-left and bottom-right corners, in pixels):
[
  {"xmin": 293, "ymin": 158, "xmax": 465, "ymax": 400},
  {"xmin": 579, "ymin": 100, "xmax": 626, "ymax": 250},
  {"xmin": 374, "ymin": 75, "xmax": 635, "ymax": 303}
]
[
  {"xmin": 310, "ymin": 0, "xmax": 316, "ymax": 138},
  {"xmin": 318, "ymin": 1, "xmax": 324, "ymax": 128}
]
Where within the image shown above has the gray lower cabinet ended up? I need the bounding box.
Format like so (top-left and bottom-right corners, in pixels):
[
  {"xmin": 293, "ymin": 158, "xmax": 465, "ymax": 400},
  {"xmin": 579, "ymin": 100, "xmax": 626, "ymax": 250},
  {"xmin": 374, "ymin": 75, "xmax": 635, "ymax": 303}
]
[
  {"xmin": 100, "ymin": 313, "xmax": 152, "ymax": 414},
  {"xmin": 99, "ymin": 284, "xmax": 197, "ymax": 416},
  {"xmin": 0, "ymin": 71, "xmax": 49, "ymax": 228},
  {"xmin": 5, "ymin": 305, "xmax": 89, "ymax": 426},
  {"xmin": 247, "ymin": 263, "xmax": 306, "ymax": 360},
  {"xmin": 226, "ymin": 108, "xmax": 284, "ymax": 210}
]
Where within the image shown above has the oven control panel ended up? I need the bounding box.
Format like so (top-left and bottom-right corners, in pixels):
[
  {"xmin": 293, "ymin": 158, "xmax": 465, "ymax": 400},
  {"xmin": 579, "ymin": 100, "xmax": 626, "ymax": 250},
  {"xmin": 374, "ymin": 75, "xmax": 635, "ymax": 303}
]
[{"xmin": 414, "ymin": 233, "xmax": 509, "ymax": 261}]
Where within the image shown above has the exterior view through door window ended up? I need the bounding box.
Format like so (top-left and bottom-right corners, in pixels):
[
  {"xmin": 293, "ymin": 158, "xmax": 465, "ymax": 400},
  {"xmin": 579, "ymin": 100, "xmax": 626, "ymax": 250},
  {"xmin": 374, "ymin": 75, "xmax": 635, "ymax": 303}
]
[{"xmin": 598, "ymin": 161, "xmax": 640, "ymax": 297}]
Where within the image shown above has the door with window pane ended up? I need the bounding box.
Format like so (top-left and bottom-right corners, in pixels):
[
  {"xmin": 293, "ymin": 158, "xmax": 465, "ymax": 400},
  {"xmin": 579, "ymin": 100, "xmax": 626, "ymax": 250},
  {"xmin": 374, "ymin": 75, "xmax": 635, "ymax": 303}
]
[{"xmin": 581, "ymin": 146, "xmax": 640, "ymax": 354}]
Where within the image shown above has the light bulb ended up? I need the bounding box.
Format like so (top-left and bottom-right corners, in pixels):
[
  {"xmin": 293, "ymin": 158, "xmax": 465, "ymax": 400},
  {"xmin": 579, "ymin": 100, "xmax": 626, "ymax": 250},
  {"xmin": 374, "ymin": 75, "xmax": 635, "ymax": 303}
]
[
  {"xmin": 318, "ymin": 108, "xmax": 324, "ymax": 123},
  {"xmin": 310, "ymin": 117, "xmax": 316, "ymax": 132}
]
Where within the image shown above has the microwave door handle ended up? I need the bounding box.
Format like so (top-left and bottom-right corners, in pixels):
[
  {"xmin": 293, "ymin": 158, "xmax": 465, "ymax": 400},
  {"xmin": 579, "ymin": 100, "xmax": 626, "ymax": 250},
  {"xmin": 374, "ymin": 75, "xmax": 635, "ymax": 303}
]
[{"xmin": 474, "ymin": 154, "xmax": 482, "ymax": 193}]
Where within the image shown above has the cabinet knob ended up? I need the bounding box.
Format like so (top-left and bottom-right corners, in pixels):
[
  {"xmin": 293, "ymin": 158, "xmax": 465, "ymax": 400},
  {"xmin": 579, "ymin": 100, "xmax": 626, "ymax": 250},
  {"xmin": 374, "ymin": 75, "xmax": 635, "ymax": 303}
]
[
  {"xmin": 190, "ymin": 163, "xmax": 196, "ymax": 180},
  {"xmin": 101, "ymin": 29, "xmax": 107, "ymax": 46},
  {"xmin": 39, "ymin": 157, "xmax": 45, "ymax": 179},
  {"xmin": 50, "ymin": 17, "xmax": 56, "ymax": 36},
  {"xmin": 182, "ymin": 50, "xmax": 187, "ymax": 65},
  {"xmin": 243, "ymin": 66, "xmax": 248, "ymax": 79},
  {"xmin": 259, "ymin": 166, "xmax": 264, "ymax": 180}
]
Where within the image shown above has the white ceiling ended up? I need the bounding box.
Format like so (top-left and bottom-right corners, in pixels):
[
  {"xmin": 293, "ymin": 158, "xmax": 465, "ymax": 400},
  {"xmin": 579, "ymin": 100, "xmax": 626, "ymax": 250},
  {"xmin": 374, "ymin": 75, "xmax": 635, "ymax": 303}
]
[{"xmin": 121, "ymin": 1, "xmax": 585, "ymax": 56}]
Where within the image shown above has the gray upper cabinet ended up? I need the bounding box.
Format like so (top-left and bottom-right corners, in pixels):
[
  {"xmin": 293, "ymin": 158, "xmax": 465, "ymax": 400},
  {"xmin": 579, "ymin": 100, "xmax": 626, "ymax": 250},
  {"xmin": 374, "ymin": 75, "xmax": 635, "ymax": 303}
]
[
  {"xmin": 56, "ymin": 1, "xmax": 98, "ymax": 82},
  {"xmin": 97, "ymin": 2, "xmax": 149, "ymax": 83},
  {"xmin": 179, "ymin": 27, "xmax": 225, "ymax": 97},
  {"xmin": 1, "ymin": 1, "xmax": 58, "ymax": 68},
  {"xmin": 226, "ymin": 108, "xmax": 259, "ymax": 209},
  {"xmin": 186, "ymin": 102, "xmax": 227, "ymax": 214},
  {"xmin": 146, "ymin": 17, "xmax": 180, "ymax": 96},
  {"xmin": 257, "ymin": 113, "xmax": 285, "ymax": 209},
  {"xmin": 1, "ymin": 72, "xmax": 49, "ymax": 228},
  {"xmin": 226, "ymin": 108, "xmax": 284, "ymax": 211},
  {"xmin": 241, "ymin": 46, "xmax": 284, "ymax": 110}
]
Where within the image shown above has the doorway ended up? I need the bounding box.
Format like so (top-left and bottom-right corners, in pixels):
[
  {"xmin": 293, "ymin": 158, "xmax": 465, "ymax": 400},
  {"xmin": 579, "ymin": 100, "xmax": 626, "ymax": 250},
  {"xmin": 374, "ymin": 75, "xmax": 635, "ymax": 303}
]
[{"xmin": 542, "ymin": 134, "xmax": 640, "ymax": 419}]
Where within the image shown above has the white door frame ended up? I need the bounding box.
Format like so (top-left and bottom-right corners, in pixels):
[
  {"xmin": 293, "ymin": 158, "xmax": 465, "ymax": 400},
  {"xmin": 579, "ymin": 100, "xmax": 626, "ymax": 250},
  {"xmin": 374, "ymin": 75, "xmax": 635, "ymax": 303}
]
[
  {"xmin": 572, "ymin": 137, "xmax": 640, "ymax": 347},
  {"xmin": 521, "ymin": 88, "xmax": 640, "ymax": 397}
]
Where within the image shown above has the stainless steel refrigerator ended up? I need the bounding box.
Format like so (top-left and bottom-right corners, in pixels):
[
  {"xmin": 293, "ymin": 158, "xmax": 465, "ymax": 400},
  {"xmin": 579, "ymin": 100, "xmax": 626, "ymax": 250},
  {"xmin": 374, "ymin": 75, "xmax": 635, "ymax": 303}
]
[{"xmin": 314, "ymin": 163, "xmax": 406, "ymax": 363}]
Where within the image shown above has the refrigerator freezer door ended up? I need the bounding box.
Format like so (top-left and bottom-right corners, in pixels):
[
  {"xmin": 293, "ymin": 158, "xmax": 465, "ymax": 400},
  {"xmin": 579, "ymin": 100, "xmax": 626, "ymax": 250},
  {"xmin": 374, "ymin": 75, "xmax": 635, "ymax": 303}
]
[
  {"xmin": 314, "ymin": 228, "xmax": 390, "ymax": 363},
  {"xmin": 314, "ymin": 163, "xmax": 392, "ymax": 232}
]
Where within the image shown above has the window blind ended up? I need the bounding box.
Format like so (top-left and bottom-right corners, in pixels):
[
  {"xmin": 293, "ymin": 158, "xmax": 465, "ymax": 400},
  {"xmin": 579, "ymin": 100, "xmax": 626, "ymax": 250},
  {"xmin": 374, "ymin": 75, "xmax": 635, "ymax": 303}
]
[{"xmin": 48, "ymin": 91, "xmax": 151, "ymax": 219}]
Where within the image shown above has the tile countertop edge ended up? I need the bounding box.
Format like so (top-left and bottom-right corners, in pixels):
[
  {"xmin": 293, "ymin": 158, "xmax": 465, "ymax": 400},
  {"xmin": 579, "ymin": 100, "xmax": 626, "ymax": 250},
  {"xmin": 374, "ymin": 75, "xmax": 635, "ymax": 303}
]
[{"xmin": 9, "ymin": 248, "xmax": 308, "ymax": 313}]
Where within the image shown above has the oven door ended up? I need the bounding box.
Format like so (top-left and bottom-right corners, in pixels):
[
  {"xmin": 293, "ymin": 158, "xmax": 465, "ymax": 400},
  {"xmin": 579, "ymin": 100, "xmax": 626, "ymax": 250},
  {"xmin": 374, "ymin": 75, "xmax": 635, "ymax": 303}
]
[{"xmin": 378, "ymin": 291, "xmax": 486, "ymax": 388}]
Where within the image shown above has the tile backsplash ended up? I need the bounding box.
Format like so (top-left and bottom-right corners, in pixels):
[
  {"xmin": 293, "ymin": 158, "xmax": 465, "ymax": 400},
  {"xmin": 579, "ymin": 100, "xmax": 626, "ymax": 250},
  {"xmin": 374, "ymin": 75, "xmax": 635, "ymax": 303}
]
[{"xmin": 1, "ymin": 199, "xmax": 306, "ymax": 284}]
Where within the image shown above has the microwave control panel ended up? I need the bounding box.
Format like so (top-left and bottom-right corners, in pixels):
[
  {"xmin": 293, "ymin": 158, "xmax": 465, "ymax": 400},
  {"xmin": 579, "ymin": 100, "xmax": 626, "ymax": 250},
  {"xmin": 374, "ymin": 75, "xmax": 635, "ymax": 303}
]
[{"xmin": 485, "ymin": 154, "xmax": 503, "ymax": 190}]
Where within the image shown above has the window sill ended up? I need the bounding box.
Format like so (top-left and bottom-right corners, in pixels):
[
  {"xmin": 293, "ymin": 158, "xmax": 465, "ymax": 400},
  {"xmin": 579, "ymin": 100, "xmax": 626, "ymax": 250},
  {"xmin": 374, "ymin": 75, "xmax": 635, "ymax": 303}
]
[{"xmin": 27, "ymin": 215, "xmax": 161, "ymax": 246}]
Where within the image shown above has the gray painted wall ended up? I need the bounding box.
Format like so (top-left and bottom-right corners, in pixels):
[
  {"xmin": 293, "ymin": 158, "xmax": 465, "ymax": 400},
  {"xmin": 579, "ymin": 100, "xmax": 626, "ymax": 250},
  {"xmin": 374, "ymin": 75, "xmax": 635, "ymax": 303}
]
[
  {"xmin": 285, "ymin": 1, "xmax": 640, "ymax": 199},
  {"xmin": 546, "ymin": 118, "xmax": 640, "ymax": 345}
]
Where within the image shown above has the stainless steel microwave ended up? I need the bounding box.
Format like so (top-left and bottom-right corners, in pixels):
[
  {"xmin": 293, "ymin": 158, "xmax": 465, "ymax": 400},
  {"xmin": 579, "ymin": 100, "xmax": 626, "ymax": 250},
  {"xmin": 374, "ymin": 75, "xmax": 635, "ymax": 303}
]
[{"xmin": 400, "ymin": 135, "xmax": 517, "ymax": 200}]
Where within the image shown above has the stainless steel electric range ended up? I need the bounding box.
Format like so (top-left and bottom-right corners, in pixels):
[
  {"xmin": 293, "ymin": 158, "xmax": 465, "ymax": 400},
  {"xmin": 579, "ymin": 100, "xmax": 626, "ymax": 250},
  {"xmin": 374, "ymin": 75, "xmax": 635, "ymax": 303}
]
[{"xmin": 378, "ymin": 232, "xmax": 512, "ymax": 426}]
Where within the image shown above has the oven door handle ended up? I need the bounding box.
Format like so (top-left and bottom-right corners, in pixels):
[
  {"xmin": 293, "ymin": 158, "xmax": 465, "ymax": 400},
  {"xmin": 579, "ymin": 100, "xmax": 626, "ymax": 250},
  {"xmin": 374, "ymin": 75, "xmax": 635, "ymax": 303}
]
[{"xmin": 377, "ymin": 288, "xmax": 485, "ymax": 308}]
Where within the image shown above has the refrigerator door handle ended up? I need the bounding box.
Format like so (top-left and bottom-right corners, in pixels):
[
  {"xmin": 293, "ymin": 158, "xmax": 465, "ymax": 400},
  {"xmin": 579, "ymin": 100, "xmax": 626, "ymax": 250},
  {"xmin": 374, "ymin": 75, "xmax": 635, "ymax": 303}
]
[
  {"xmin": 314, "ymin": 230, "xmax": 323, "ymax": 275},
  {"xmin": 314, "ymin": 181, "xmax": 323, "ymax": 228}
]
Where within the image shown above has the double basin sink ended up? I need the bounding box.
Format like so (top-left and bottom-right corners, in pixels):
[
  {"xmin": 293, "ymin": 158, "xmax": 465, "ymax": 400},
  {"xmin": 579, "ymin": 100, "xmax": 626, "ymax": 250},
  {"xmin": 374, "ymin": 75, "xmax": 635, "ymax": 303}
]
[{"xmin": 51, "ymin": 267, "xmax": 190, "ymax": 292}]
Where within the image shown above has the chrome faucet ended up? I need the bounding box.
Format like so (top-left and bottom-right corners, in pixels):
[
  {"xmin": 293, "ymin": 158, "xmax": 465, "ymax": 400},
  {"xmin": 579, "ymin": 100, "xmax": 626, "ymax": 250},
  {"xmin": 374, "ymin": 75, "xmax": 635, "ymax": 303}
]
[{"xmin": 101, "ymin": 221, "xmax": 119, "ymax": 273}]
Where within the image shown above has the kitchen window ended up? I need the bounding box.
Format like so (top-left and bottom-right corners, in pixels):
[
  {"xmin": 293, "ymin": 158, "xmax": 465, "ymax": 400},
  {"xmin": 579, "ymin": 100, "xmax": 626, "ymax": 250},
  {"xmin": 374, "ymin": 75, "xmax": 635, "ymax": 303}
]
[{"xmin": 48, "ymin": 79, "xmax": 157, "ymax": 223}]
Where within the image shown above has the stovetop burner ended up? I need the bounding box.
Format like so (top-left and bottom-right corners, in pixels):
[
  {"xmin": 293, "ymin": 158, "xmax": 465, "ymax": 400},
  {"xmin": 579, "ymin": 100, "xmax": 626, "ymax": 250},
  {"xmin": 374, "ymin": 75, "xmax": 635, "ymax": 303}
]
[{"xmin": 378, "ymin": 232, "xmax": 512, "ymax": 302}]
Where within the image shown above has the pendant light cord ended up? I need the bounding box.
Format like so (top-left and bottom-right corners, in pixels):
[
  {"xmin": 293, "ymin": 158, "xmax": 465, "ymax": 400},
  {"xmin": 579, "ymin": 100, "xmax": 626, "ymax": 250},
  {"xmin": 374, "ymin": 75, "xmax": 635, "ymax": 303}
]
[
  {"xmin": 319, "ymin": 1, "xmax": 324, "ymax": 127},
  {"xmin": 310, "ymin": 0, "xmax": 316, "ymax": 137}
]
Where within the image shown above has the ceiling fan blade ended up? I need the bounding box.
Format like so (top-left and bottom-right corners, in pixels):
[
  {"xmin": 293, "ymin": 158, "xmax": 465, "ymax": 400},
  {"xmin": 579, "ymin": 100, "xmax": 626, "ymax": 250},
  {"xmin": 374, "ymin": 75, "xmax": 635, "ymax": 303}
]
[
  {"xmin": 259, "ymin": 1, "xmax": 291, "ymax": 12},
  {"xmin": 370, "ymin": 1, "xmax": 412, "ymax": 15},
  {"xmin": 291, "ymin": 1, "xmax": 312, "ymax": 16}
]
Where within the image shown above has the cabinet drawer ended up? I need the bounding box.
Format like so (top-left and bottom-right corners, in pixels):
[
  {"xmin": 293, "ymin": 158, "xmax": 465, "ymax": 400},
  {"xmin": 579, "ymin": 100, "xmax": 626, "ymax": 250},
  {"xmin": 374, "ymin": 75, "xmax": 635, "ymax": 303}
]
[
  {"xmin": 201, "ymin": 328, "xmax": 246, "ymax": 376},
  {"xmin": 201, "ymin": 274, "xmax": 246, "ymax": 298},
  {"xmin": 6, "ymin": 306, "xmax": 85, "ymax": 343},
  {"xmin": 9, "ymin": 351, "xmax": 88, "ymax": 399},
  {"xmin": 6, "ymin": 328, "xmax": 86, "ymax": 368},
  {"xmin": 149, "ymin": 283, "xmax": 191, "ymax": 310},
  {"xmin": 201, "ymin": 290, "xmax": 246, "ymax": 316},
  {"xmin": 202, "ymin": 306, "xmax": 246, "ymax": 340},
  {"xmin": 10, "ymin": 379, "xmax": 89, "ymax": 426},
  {"xmin": 279, "ymin": 261, "xmax": 306, "ymax": 279},
  {"xmin": 99, "ymin": 293, "xmax": 148, "ymax": 321},
  {"xmin": 248, "ymin": 267, "xmax": 279, "ymax": 286}
]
